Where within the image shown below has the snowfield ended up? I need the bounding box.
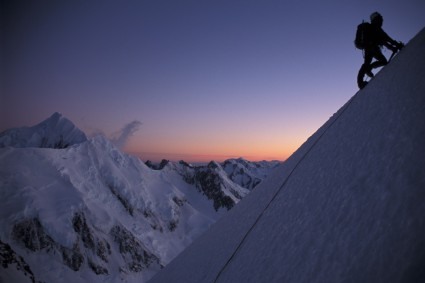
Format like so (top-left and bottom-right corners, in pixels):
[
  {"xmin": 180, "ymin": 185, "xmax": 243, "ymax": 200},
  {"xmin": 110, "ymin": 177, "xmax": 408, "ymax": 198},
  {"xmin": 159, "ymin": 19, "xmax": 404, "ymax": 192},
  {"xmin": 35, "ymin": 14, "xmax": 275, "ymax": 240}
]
[
  {"xmin": 148, "ymin": 27, "xmax": 425, "ymax": 283},
  {"xmin": 0, "ymin": 114, "xmax": 279, "ymax": 283}
]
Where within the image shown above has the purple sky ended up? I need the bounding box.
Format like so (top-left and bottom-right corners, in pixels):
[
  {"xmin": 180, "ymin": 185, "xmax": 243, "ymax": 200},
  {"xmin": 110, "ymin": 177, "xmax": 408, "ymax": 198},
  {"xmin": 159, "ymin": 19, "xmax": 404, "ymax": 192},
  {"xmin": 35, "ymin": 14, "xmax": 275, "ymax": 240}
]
[{"xmin": 1, "ymin": 0, "xmax": 425, "ymax": 162}]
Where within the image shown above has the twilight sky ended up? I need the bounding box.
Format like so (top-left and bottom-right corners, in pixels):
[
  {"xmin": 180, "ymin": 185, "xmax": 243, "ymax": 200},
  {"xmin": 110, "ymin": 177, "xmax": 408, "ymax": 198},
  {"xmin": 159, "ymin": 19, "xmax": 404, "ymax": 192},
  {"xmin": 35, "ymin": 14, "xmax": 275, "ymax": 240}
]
[{"xmin": 1, "ymin": 0, "xmax": 425, "ymax": 162}]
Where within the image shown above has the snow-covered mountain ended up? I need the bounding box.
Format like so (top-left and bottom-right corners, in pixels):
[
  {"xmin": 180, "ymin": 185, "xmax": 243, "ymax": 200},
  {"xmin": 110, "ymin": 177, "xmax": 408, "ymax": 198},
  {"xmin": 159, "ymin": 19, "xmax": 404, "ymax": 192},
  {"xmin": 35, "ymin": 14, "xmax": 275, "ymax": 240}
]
[
  {"xmin": 222, "ymin": 158, "xmax": 278, "ymax": 190},
  {"xmin": 0, "ymin": 114, "xmax": 279, "ymax": 283},
  {"xmin": 148, "ymin": 27, "xmax": 425, "ymax": 283},
  {"xmin": 0, "ymin": 112, "xmax": 87, "ymax": 148},
  {"xmin": 146, "ymin": 158, "xmax": 279, "ymax": 211}
]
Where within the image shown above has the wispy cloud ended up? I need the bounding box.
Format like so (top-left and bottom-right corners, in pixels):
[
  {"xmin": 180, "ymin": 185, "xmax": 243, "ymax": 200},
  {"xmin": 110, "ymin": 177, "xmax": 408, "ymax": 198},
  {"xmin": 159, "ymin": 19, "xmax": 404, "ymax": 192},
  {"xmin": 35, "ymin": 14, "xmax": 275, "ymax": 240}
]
[{"xmin": 111, "ymin": 120, "xmax": 142, "ymax": 149}]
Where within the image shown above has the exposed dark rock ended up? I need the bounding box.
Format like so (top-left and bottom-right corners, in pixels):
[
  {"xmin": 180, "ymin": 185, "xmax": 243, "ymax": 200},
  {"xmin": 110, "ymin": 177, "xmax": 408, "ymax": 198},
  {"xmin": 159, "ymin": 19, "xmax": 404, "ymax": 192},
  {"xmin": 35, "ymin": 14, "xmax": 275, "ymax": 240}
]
[
  {"xmin": 176, "ymin": 162, "xmax": 236, "ymax": 211},
  {"xmin": 110, "ymin": 225, "xmax": 160, "ymax": 272},
  {"xmin": 145, "ymin": 160, "xmax": 155, "ymax": 169},
  {"xmin": 168, "ymin": 220, "xmax": 178, "ymax": 232},
  {"xmin": 178, "ymin": 160, "xmax": 192, "ymax": 167},
  {"xmin": 207, "ymin": 161, "xmax": 219, "ymax": 169},
  {"xmin": 181, "ymin": 171, "xmax": 195, "ymax": 185},
  {"xmin": 158, "ymin": 159, "xmax": 169, "ymax": 170},
  {"xmin": 107, "ymin": 184, "xmax": 134, "ymax": 216},
  {"xmin": 41, "ymin": 134, "xmax": 70, "ymax": 149},
  {"xmin": 12, "ymin": 217, "xmax": 84, "ymax": 272},
  {"xmin": 72, "ymin": 212, "xmax": 95, "ymax": 250},
  {"xmin": 194, "ymin": 170, "xmax": 235, "ymax": 211},
  {"xmin": 12, "ymin": 215, "xmax": 114, "ymax": 274},
  {"xmin": 145, "ymin": 159, "xmax": 170, "ymax": 170},
  {"xmin": 88, "ymin": 258, "xmax": 109, "ymax": 275},
  {"xmin": 172, "ymin": 196, "xmax": 186, "ymax": 207},
  {"xmin": 96, "ymin": 239, "xmax": 111, "ymax": 263},
  {"xmin": 72, "ymin": 212, "xmax": 111, "ymax": 263},
  {"xmin": 221, "ymin": 159, "xmax": 264, "ymax": 190},
  {"xmin": 142, "ymin": 209, "xmax": 164, "ymax": 232},
  {"xmin": 0, "ymin": 240, "xmax": 39, "ymax": 283},
  {"xmin": 61, "ymin": 243, "xmax": 84, "ymax": 271},
  {"xmin": 12, "ymin": 218, "xmax": 55, "ymax": 252}
]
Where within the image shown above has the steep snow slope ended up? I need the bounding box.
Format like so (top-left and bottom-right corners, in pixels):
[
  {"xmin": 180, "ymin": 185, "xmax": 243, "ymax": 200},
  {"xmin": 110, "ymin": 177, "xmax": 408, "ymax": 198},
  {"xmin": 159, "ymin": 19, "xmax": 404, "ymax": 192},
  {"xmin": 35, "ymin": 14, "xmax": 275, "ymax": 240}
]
[
  {"xmin": 0, "ymin": 115, "xmax": 278, "ymax": 283},
  {"xmin": 0, "ymin": 112, "xmax": 87, "ymax": 148},
  {"xmin": 149, "ymin": 27, "xmax": 425, "ymax": 283}
]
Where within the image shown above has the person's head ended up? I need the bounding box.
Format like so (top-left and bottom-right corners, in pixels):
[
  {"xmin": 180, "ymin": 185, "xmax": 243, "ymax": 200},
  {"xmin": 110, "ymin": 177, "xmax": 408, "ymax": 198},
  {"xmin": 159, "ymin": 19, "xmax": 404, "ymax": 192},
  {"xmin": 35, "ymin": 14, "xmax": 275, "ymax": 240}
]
[{"xmin": 370, "ymin": 12, "xmax": 383, "ymax": 27}]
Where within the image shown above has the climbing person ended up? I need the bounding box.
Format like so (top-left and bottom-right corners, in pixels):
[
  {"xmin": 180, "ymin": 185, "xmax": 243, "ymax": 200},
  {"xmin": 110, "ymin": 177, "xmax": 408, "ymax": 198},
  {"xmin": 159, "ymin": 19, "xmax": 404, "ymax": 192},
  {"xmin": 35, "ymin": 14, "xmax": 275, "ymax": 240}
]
[{"xmin": 355, "ymin": 12, "xmax": 404, "ymax": 89}]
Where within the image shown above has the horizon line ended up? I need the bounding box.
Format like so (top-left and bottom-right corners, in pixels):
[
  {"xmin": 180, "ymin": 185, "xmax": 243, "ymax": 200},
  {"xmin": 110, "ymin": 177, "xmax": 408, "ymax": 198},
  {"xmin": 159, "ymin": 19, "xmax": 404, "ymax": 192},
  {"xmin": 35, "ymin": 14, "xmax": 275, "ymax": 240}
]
[{"xmin": 126, "ymin": 150, "xmax": 286, "ymax": 163}]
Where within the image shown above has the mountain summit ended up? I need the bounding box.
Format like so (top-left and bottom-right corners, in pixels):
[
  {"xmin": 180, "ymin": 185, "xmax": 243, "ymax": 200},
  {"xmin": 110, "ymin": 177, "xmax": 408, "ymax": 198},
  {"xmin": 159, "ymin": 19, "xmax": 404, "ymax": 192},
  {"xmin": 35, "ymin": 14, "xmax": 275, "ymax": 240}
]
[
  {"xmin": 149, "ymin": 27, "xmax": 425, "ymax": 283},
  {"xmin": 0, "ymin": 115, "xmax": 278, "ymax": 283},
  {"xmin": 0, "ymin": 112, "xmax": 87, "ymax": 148}
]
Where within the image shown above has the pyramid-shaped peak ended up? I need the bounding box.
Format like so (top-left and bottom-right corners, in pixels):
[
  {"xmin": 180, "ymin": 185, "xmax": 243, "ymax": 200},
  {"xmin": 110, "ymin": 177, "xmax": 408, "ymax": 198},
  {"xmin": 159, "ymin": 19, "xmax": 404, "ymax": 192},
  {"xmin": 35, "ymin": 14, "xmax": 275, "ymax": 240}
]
[
  {"xmin": 149, "ymin": 27, "xmax": 425, "ymax": 283},
  {"xmin": 37, "ymin": 112, "xmax": 80, "ymax": 132},
  {"xmin": 46, "ymin": 112, "xmax": 65, "ymax": 123},
  {"xmin": 50, "ymin": 111, "xmax": 63, "ymax": 119},
  {"xmin": 0, "ymin": 112, "xmax": 87, "ymax": 148}
]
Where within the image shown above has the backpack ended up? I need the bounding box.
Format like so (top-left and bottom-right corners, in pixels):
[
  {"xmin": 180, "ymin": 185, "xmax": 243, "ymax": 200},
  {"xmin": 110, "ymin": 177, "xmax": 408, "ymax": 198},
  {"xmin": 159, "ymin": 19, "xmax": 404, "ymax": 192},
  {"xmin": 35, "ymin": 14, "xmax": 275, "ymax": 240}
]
[{"xmin": 354, "ymin": 22, "xmax": 372, "ymax": 50}]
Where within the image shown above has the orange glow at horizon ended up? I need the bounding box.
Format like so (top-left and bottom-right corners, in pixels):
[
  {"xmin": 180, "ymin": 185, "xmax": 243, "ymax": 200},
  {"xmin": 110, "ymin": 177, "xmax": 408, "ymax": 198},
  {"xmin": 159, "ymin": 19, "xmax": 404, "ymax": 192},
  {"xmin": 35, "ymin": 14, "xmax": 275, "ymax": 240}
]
[
  {"xmin": 124, "ymin": 133, "xmax": 305, "ymax": 162},
  {"xmin": 126, "ymin": 150, "xmax": 291, "ymax": 163}
]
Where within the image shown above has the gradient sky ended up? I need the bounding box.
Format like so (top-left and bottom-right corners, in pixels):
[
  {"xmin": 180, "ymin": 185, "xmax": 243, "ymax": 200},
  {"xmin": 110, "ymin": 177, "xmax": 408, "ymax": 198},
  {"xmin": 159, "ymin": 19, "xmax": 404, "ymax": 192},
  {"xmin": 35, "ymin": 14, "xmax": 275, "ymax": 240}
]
[{"xmin": 1, "ymin": 0, "xmax": 425, "ymax": 162}]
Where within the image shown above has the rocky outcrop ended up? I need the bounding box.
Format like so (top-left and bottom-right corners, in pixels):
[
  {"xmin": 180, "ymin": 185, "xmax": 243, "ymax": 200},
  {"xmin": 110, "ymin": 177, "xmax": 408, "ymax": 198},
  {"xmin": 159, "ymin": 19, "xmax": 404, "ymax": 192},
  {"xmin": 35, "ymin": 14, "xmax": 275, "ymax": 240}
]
[
  {"xmin": 148, "ymin": 158, "xmax": 279, "ymax": 211},
  {"xmin": 0, "ymin": 113, "xmax": 280, "ymax": 283},
  {"xmin": 12, "ymin": 218, "xmax": 84, "ymax": 271},
  {"xmin": 145, "ymin": 159, "xmax": 170, "ymax": 170},
  {"xmin": 194, "ymin": 168, "xmax": 235, "ymax": 211},
  {"xmin": 72, "ymin": 212, "xmax": 111, "ymax": 264},
  {"xmin": 0, "ymin": 240, "xmax": 40, "ymax": 283},
  {"xmin": 110, "ymin": 225, "xmax": 161, "ymax": 272},
  {"xmin": 107, "ymin": 183, "xmax": 134, "ymax": 216},
  {"xmin": 12, "ymin": 218, "xmax": 56, "ymax": 252},
  {"xmin": 9, "ymin": 213, "xmax": 160, "ymax": 277}
]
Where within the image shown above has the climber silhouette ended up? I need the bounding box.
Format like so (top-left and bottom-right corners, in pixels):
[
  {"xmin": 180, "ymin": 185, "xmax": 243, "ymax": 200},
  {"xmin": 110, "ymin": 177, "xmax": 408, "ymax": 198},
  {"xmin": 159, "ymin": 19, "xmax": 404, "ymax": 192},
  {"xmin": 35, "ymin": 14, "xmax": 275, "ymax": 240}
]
[{"xmin": 356, "ymin": 12, "xmax": 404, "ymax": 89}]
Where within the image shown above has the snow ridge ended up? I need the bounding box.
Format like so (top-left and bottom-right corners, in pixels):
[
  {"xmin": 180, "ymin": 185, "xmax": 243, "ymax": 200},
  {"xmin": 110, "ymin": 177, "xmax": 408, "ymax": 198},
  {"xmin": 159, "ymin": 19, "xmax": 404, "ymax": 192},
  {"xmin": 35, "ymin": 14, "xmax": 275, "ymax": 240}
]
[
  {"xmin": 148, "ymin": 27, "xmax": 425, "ymax": 283},
  {"xmin": 0, "ymin": 112, "xmax": 87, "ymax": 148},
  {"xmin": 0, "ymin": 117, "xmax": 278, "ymax": 283}
]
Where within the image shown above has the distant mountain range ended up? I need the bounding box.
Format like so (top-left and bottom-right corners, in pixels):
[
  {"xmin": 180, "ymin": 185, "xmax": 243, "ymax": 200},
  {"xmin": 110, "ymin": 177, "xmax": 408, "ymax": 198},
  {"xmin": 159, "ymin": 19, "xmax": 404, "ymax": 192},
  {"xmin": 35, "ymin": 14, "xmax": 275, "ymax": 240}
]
[
  {"xmin": 148, "ymin": 27, "xmax": 425, "ymax": 283},
  {"xmin": 0, "ymin": 113, "xmax": 280, "ymax": 283}
]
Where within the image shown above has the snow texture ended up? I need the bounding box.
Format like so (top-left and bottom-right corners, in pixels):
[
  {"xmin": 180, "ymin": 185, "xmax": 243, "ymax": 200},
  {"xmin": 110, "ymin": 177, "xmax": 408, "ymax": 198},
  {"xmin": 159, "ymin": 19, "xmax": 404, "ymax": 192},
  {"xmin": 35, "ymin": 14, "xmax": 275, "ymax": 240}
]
[
  {"xmin": 0, "ymin": 115, "xmax": 277, "ymax": 283},
  {"xmin": 148, "ymin": 27, "xmax": 425, "ymax": 283}
]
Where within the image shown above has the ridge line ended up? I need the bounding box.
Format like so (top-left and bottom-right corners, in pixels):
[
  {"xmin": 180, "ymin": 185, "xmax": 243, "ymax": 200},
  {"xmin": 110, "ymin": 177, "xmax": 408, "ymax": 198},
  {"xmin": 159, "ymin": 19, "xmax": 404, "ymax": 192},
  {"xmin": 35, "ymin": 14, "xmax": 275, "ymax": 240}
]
[{"xmin": 213, "ymin": 93, "xmax": 359, "ymax": 283}]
